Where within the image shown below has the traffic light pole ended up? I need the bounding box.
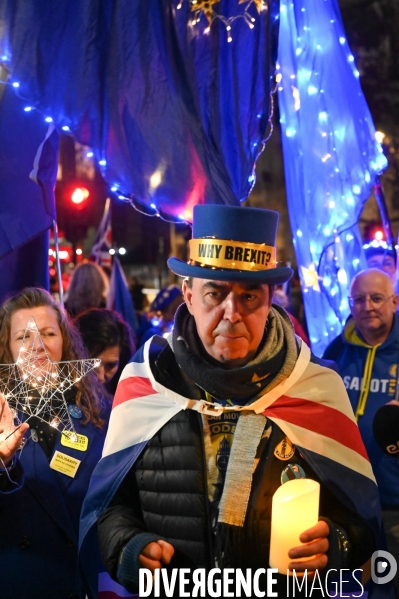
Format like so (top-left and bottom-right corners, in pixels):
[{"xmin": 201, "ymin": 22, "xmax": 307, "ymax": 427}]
[{"xmin": 53, "ymin": 219, "xmax": 65, "ymax": 307}]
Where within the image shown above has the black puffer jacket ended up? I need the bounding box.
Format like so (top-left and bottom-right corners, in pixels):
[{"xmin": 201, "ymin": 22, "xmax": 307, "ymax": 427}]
[{"xmin": 97, "ymin": 339, "xmax": 374, "ymax": 595}]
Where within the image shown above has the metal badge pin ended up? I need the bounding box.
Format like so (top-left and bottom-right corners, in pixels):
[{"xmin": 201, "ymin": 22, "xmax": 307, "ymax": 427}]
[
  {"xmin": 280, "ymin": 463, "xmax": 306, "ymax": 485},
  {"xmin": 274, "ymin": 437, "xmax": 295, "ymax": 461},
  {"xmin": 68, "ymin": 404, "xmax": 83, "ymax": 419}
]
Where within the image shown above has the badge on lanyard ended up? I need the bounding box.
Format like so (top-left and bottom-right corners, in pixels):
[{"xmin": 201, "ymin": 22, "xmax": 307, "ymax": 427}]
[
  {"xmin": 274, "ymin": 437, "xmax": 295, "ymax": 461},
  {"xmin": 50, "ymin": 450, "xmax": 81, "ymax": 478},
  {"xmin": 61, "ymin": 431, "xmax": 89, "ymax": 452}
]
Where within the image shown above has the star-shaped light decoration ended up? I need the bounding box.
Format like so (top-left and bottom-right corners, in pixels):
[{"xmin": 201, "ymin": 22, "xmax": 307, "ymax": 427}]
[
  {"xmin": 0, "ymin": 317, "xmax": 100, "ymax": 442},
  {"xmin": 238, "ymin": 0, "xmax": 265, "ymax": 14},
  {"xmin": 301, "ymin": 263, "xmax": 322, "ymax": 292},
  {"xmin": 190, "ymin": 0, "xmax": 220, "ymax": 23}
]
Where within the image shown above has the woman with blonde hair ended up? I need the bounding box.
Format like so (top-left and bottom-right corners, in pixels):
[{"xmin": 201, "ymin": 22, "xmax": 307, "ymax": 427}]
[
  {"xmin": 65, "ymin": 261, "xmax": 109, "ymax": 317},
  {"xmin": 0, "ymin": 287, "xmax": 110, "ymax": 599}
]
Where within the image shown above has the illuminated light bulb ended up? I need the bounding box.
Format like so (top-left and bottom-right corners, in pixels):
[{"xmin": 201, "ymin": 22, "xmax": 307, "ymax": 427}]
[
  {"xmin": 276, "ymin": 73, "xmax": 282, "ymax": 83},
  {"xmin": 296, "ymin": 48, "xmax": 302, "ymax": 56},
  {"xmin": 150, "ymin": 203, "xmax": 156, "ymax": 209},
  {"xmin": 119, "ymin": 247, "xmax": 126, "ymax": 255},
  {"xmin": 177, "ymin": 1, "xmax": 182, "ymax": 7},
  {"xmin": 118, "ymin": 195, "xmax": 125, "ymax": 200},
  {"xmin": 339, "ymin": 37, "xmax": 345, "ymax": 44},
  {"xmin": 307, "ymin": 85, "xmax": 318, "ymax": 95},
  {"xmin": 375, "ymin": 230, "xmax": 384, "ymax": 241},
  {"xmin": 348, "ymin": 55, "xmax": 354, "ymax": 63},
  {"xmin": 321, "ymin": 132, "xmax": 327, "ymax": 137},
  {"xmin": 178, "ymin": 214, "xmax": 185, "ymax": 220},
  {"xmin": 227, "ymin": 35, "xmax": 232, "ymax": 42},
  {"xmin": 321, "ymin": 153, "xmax": 331, "ymax": 162},
  {"xmin": 99, "ymin": 159, "xmax": 106, "ymax": 166},
  {"xmin": 337, "ymin": 269, "xmax": 348, "ymax": 285},
  {"xmin": 352, "ymin": 258, "xmax": 360, "ymax": 267},
  {"xmin": 12, "ymin": 82, "xmax": 20, "ymax": 88},
  {"xmin": 352, "ymin": 184, "xmax": 361, "ymax": 194},
  {"xmin": 296, "ymin": 229, "xmax": 303, "ymax": 238},
  {"xmin": 249, "ymin": 23, "xmax": 254, "ymax": 29},
  {"xmin": 76, "ymin": 248, "xmax": 83, "ymax": 255},
  {"xmin": 286, "ymin": 128, "xmax": 296, "ymax": 138},
  {"xmin": 248, "ymin": 174, "xmax": 255, "ymax": 183},
  {"xmin": 318, "ymin": 111, "xmax": 328, "ymax": 122},
  {"xmin": 86, "ymin": 151, "xmax": 94, "ymax": 158},
  {"xmin": 375, "ymin": 131, "xmax": 385, "ymax": 144},
  {"xmin": 316, "ymin": 45, "xmax": 321, "ymax": 50},
  {"xmin": 24, "ymin": 106, "xmax": 33, "ymax": 112},
  {"xmin": 226, "ymin": 25, "xmax": 231, "ymax": 31},
  {"xmin": 45, "ymin": 117, "xmax": 53, "ymax": 123},
  {"xmin": 251, "ymin": 17, "xmax": 255, "ymax": 22},
  {"xmin": 62, "ymin": 125, "xmax": 70, "ymax": 131},
  {"xmin": 346, "ymin": 233, "xmax": 354, "ymax": 242},
  {"xmin": 290, "ymin": 75, "xmax": 296, "ymax": 80},
  {"xmin": 204, "ymin": 26, "xmax": 210, "ymax": 34},
  {"xmin": 109, "ymin": 248, "xmax": 116, "ymax": 255},
  {"xmin": 329, "ymin": 201, "xmax": 335, "ymax": 208},
  {"xmin": 323, "ymin": 226, "xmax": 331, "ymax": 236}
]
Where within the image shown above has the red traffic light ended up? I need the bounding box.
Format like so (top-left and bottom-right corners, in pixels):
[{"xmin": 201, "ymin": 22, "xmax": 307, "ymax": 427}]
[{"xmin": 71, "ymin": 187, "xmax": 90, "ymax": 205}]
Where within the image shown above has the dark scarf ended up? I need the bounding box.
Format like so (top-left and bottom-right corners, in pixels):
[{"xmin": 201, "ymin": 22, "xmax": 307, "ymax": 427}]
[{"xmin": 173, "ymin": 302, "xmax": 298, "ymax": 402}]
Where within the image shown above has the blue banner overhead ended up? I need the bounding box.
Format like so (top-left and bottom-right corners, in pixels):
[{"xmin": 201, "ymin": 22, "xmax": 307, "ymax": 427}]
[{"xmin": 4, "ymin": 0, "xmax": 280, "ymax": 221}]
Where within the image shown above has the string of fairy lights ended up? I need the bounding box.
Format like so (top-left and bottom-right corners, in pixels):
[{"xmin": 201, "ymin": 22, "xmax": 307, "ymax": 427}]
[
  {"xmin": 179, "ymin": 0, "xmax": 266, "ymax": 42},
  {"xmin": 0, "ymin": 0, "xmax": 270, "ymax": 225}
]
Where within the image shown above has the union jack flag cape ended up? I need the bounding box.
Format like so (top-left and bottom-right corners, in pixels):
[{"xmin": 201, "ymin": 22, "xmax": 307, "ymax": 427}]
[{"xmin": 80, "ymin": 337, "xmax": 390, "ymax": 599}]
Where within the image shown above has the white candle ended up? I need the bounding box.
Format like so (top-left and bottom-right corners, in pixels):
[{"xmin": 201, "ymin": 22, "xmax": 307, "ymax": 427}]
[{"xmin": 269, "ymin": 478, "xmax": 320, "ymax": 573}]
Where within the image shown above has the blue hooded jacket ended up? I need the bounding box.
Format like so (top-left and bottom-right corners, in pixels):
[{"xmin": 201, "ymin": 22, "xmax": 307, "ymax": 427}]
[{"xmin": 323, "ymin": 314, "xmax": 399, "ymax": 509}]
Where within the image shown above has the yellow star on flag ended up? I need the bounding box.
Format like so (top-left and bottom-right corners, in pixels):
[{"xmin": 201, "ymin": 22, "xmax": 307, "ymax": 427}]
[
  {"xmin": 191, "ymin": 0, "xmax": 220, "ymax": 23},
  {"xmin": 301, "ymin": 263, "xmax": 321, "ymax": 291},
  {"xmin": 238, "ymin": 0, "xmax": 264, "ymax": 13}
]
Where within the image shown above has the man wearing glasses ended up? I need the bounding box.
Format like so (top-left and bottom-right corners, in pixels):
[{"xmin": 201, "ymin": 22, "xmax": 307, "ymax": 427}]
[{"xmin": 323, "ymin": 268, "xmax": 399, "ymax": 592}]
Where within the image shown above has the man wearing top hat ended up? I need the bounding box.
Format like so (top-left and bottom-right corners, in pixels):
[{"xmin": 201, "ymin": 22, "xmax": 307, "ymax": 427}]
[{"xmin": 85, "ymin": 206, "xmax": 384, "ymax": 597}]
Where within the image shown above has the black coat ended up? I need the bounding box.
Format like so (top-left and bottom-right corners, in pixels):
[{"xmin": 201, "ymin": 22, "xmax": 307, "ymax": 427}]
[{"xmin": 97, "ymin": 340, "xmax": 374, "ymax": 595}]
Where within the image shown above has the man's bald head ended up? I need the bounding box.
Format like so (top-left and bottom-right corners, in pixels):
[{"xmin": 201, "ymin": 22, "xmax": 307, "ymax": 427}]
[
  {"xmin": 350, "ymin": 269, "xmax": 394, "ymax": 296},
  {"xmin": 349, "ymin": 268, "xmax": 398, "ymax": 346}
]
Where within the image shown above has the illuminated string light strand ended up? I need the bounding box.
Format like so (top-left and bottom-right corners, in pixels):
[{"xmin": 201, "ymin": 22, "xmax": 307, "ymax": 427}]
[{"xmin": 184, "ymin": 0, "xmax": 266, "ymax": 42}]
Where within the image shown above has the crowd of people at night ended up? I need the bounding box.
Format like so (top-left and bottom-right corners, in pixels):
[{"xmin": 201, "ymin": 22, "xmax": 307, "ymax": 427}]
[{"xmin": 0, "ymin": 204, "xmax": 398, "ymax": 599}]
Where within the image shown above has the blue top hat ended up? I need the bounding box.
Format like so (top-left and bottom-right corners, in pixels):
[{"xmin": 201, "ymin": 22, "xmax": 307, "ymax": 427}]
[{"xmin": 167, "ymin": 205, "xmax": 293, "ymax": 284}]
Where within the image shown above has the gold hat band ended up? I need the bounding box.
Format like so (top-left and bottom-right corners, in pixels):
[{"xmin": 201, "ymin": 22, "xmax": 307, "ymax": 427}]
[{"xmin": 188, "ymin": 238, "xmax": 276, "ymax": 272}]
